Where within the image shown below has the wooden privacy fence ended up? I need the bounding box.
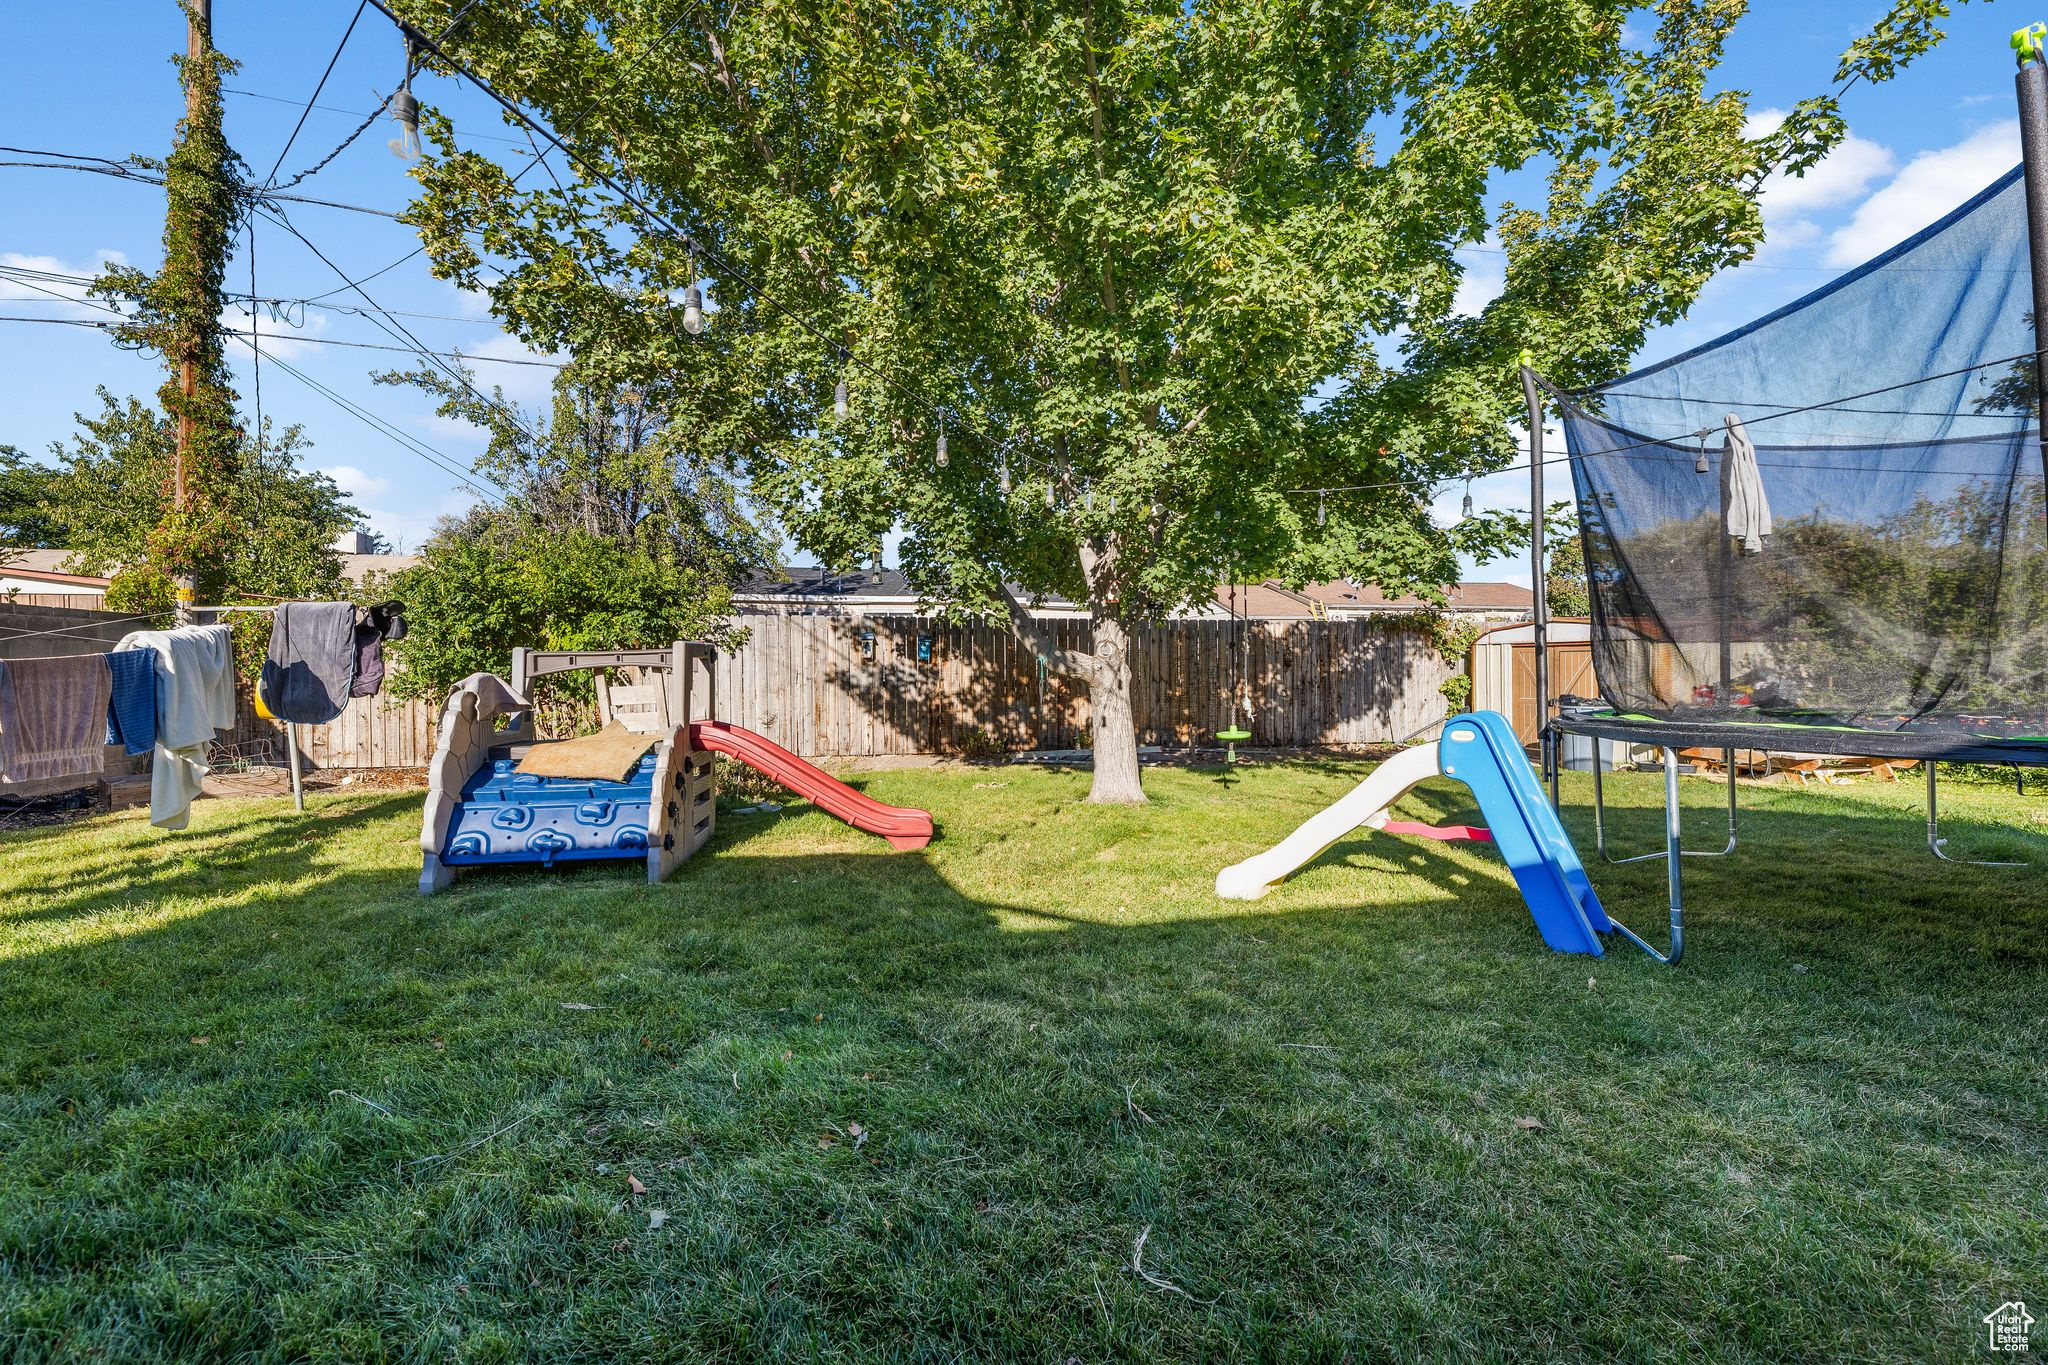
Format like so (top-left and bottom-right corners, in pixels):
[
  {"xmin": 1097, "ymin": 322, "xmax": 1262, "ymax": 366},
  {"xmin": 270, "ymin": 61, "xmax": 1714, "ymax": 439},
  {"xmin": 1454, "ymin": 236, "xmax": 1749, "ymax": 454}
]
[
  {"xmin": 78, "ymin": 612, "xmax": 1454, "ymax": 769},
  {"xmin": 711, "ymin": 615, "xmax": 1453, "ymax": 757}
]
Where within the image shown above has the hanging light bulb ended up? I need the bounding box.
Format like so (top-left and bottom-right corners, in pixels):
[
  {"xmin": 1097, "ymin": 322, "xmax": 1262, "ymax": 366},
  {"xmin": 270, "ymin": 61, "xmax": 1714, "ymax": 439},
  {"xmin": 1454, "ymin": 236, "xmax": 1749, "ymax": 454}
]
[
  {"xmin": 1461, "ymin": 480, "xmax": 1474, "ymax": 520},
  {"xmin": 681, "ymin": 279, "xmax": 705, "ymax": 336},
  {"xmin": 1694, "ymin": 431, "xmax": 1711, "ymax": 475},
  {"xmin": 999, "ymin": 458, "xmax": 1012, "ymax": 493},
  {"xmin": 833, "ymin": 375, "xmax": 849, "ymax": 421},
  {"xmin": 935, "ymin": 421, "xmax": 948, "ymax": 467},
  {"xmin": 1047, "ymin": 481, "xmax": 1056, "ymax": 509},
  {"xmin": 388, "ymin": 86, "xmax": 422, "ymax": 160},
  {"xmin": 389, "ymin": 37, "xmax": 421, "ymax": 160},
  {"xmin": 1317, "ymin": 492, "xmax": 1327, "ymax": 526},
  {"xmin": 1085, "ymin": 485, "xmax": 1095, "ymax": 511}
]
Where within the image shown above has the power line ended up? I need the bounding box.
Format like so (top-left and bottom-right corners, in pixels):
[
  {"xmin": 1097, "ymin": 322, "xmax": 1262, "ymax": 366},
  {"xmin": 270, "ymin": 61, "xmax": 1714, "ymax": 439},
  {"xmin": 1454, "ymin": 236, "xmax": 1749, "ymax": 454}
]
[
  {"xmin": 252, "ymin": 202, "xmax": 554, "ymax": 448},
  {"xmin": 242, "ymin": 335, "xmax": 508, "ymax": 502},
  {"xmin": 0, "ymin": 261, "xmax": 503, "ymax": 328},
  {"xmin": 260, "ymin": 1, "xmax": 369, "ymax": 187},
  {"xmin": 226, "ymin": 86, "xmax": 529, "ymax": 148},
  {"xmin": 0, "ymin": 313, "xmax": 563, "ymax": 370}
]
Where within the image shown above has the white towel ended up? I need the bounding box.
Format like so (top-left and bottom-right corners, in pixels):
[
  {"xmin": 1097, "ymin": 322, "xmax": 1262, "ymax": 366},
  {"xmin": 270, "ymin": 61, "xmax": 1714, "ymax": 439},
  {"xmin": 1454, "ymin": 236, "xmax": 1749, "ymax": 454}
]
[
  {"xmin": 1723, "ymin": 414, "xmax": 1774, "ymax": 555},
  {"xmin": 113, "ymin": 625, "xmax": 236, "ymax": 830}
]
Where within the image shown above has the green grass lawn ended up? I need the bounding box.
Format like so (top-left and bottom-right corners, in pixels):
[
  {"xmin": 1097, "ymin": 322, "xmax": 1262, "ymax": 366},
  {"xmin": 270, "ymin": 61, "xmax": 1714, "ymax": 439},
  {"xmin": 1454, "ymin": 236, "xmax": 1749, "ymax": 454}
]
[{"xmin": 2, "ymin": 757, "xmax": 2044, "ymax": 1362}]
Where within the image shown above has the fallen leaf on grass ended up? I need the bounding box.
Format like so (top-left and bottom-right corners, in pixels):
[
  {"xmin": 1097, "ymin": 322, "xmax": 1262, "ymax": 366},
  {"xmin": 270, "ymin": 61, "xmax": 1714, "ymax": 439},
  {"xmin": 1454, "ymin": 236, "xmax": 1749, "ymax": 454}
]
[
  {"xmin": 818, "ymin": 1135, "xmax": 837, "ymax": 1150},
  {"xmin": 647, "ymin": 1209, "xmax": 667, "ymax": 1229},
  {"xmin": 189, "ymin": 1036, "xmax": 210, "ymax": 1046},
  {"xmin": 628, "ymin": 1175, "xmax": 647, "ymax": 1195},
  {"xmin": 561, "ymin": 1002, "xmax": 600, "ymax": 1011},
  {"xmin": 1667, "ymin": 1254, "xmax": 1694, "ymax": 1265},
  {"xmin": 1513, "ymin": 1117, "xmax": 1546, "ymax": 1131},
  {"xmin": 430, "ymin": 1037, "xmax": 445, "ymax": 1051},
  {"xmin": 847, "ymin": 1122, "xmax": 864, "ymax": 1137}
]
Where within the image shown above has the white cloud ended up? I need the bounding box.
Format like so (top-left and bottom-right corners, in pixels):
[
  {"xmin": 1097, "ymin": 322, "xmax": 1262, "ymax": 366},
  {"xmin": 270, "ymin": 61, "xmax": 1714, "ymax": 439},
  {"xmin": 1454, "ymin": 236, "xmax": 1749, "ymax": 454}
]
[
  {"xmin": 1828, "ymin": 120, "xmax": 2020, "ymax": 265},
  {"xmin": 1451, "ymin": 237, "xmax": 1506, "ymax": 317},
  {"xmin": 1741, "ymin": 108, "xmax": 1894, "ymax": 251},
  {"xmin": 319, "ymin": 464, "xmax": 392, "ymax": 500},
  {"xmin": 0, "ymin": 250, "xmax": 130, "ymax": 317}
]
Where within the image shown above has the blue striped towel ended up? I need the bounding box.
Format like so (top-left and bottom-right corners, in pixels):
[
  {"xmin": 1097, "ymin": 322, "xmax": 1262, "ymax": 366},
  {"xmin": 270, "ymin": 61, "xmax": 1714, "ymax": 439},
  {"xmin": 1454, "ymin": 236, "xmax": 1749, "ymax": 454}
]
[{"xmin": 105, "ymin": 646, "xmax": 157, "ymax": 756}]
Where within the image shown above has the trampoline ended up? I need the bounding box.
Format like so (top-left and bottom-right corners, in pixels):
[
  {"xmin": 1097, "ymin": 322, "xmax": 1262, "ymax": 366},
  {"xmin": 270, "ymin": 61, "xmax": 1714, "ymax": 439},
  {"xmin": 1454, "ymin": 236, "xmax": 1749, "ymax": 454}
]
[{"xmin": 1511, "ymin": 77, "xmax": 2048, "ymax": 962}]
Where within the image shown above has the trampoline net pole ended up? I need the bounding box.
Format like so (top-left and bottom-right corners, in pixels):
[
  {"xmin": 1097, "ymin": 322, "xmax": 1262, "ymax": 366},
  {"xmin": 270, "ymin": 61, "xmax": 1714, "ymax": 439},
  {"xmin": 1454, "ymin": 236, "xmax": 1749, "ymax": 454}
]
[{"xmin": 2018, "ymin": 44, "xmax": 2048, "ymax": 530}]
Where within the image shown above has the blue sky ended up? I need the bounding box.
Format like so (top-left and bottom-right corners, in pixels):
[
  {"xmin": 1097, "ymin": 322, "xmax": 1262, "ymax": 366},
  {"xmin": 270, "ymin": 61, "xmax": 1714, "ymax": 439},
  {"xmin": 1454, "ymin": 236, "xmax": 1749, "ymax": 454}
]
[{"xmin": 0, "ymin": 3, "xmax": 2035, "ymax": 573}]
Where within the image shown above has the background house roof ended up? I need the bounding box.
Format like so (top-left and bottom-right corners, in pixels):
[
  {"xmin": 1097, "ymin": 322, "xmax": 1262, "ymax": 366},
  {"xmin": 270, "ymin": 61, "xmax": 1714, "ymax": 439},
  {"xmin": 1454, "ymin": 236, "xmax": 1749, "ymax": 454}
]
[{"xmin": 0, "ymin": 549, "xmax": 107, "ymax": 586}]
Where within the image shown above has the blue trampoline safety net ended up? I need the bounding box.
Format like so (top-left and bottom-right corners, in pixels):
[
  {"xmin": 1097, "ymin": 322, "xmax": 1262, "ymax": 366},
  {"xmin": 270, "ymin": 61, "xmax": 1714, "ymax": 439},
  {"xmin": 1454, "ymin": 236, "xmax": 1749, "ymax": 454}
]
[{"xmin": 1555, "ymin": 166, "xmax": 2048, "ymax": 736}]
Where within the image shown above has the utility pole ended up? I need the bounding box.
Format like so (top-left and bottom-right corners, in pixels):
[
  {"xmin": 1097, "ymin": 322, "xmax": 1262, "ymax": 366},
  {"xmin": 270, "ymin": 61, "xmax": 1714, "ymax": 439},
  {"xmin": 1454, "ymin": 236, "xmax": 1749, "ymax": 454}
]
[{"xmin": 171, "ymin": 0, "xmax": 211, "ymax": 624}]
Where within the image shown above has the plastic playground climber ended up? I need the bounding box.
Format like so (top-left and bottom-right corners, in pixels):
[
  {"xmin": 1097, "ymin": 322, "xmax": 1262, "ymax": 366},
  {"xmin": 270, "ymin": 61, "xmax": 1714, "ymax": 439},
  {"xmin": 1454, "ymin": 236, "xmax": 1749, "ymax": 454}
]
[{"xmin": 419, "ymin": 642, "xmax": 932, "ymax": 895}]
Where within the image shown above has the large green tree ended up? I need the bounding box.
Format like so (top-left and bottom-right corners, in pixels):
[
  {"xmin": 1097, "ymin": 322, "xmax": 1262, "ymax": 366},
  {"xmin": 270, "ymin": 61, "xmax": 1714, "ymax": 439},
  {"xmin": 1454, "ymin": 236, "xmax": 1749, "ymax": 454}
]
[{"xmin": 392, "ymin": 0, "xmax": 1961, "ymax": 800}]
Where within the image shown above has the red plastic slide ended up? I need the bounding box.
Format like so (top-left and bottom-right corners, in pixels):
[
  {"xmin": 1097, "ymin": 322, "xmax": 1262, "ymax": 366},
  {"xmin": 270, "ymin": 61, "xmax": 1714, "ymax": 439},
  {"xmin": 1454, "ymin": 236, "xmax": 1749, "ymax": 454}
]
[{"xmin": 688, "ymin": 720, "xmax": 934, "ymax": 851}]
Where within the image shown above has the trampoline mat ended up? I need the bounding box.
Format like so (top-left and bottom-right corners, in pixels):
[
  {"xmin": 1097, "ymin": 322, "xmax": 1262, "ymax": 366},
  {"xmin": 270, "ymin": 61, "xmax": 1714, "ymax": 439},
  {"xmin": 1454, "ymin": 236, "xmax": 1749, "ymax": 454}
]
[{"xmin": 1554, "ymin": 705, "xmax": 2048, "ymax": 767}]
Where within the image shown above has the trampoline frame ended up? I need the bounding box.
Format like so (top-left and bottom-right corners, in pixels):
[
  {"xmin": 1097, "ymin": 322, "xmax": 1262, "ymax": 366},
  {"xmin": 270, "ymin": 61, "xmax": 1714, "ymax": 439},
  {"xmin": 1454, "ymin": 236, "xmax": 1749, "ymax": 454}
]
[{"xmin": 1553, "ymin": 712, "xmax": 2047, "ymax": 965}]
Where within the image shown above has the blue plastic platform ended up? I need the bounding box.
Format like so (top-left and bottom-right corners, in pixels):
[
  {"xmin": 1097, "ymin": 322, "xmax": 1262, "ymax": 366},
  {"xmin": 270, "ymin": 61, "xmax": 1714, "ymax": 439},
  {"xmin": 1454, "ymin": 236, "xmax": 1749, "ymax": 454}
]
[
  {"xmin": 1437, "ymin": 711, "xmax": 1611, "ymax": 956},
  {"xmin": 439, "ymin": 753, "xmax": 659, "ymax": 868}
]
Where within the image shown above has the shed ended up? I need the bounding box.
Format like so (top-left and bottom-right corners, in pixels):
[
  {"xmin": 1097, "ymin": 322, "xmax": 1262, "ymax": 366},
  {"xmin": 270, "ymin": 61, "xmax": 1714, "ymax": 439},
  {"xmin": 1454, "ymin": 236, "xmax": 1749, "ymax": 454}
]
[{"xmin": 1469, "ymin": 620, "xmax": 1594, "ymax": 746}]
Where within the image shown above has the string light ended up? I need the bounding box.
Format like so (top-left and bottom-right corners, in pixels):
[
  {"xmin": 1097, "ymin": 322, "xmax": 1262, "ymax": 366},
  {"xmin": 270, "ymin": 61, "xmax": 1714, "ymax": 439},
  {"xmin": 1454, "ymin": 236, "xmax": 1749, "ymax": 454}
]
[
  {"xmin": 1694, "ymin": 431, "xmax": 1711, "ymax": 474},
  {"xmin": 1317, "ymin": 492, "xmax": 1326, "ymax": 526},
  {"xmin": 388, "ymin": 86, "xmax": 422, "ymax": 159},
  {"xmin": 1461, "ymin": 479, "xmax": 1474, "ymax": 520},
  {"xmin": 833, "ymin": 375, "xmax": 849, "ymax": 420},
  {"xmin": 681, "ymin": 269, "xmax": 705, "ymax": 336},
  {"xmin": 999, "ymin": 457, "xmax": 1011, "ymax": 493},
  {"xmin": 935, "ymin": 420, "xmax": 948, "ymax": 467},
  {"xmin": 388, "ymin": 34, "xmax": 422, "ymax": 161}
]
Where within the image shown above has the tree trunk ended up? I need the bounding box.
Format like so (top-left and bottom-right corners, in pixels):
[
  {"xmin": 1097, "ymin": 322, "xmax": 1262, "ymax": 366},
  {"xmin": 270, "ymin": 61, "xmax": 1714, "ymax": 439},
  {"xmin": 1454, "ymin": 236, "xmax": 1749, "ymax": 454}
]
[{"xmin": 1086, "ymin": 605, "xmax": 1146, "ymax": 803}]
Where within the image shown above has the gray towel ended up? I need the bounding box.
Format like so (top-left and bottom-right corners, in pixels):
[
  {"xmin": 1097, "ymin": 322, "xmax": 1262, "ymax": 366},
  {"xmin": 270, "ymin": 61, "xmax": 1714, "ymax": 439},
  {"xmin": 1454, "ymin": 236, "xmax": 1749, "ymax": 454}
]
[
  {"xmin": 0, "ymin": 653, "xmax": 113, "ymax": 782},
  {"xmin": 261, "ymin": 603, "xmax": 358, "ymax": 725}
]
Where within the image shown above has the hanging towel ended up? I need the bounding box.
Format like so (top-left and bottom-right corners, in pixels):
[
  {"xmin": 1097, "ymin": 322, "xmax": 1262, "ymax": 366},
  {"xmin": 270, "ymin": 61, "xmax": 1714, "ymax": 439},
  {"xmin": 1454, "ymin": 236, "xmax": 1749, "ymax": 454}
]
[
  {"xmin": 1723, "ymin": 414, "xmax": 1774, "ymax": 555},
  {"xmin": 114, "ymin": 625, "xmax": 235, "ymax": 830},
  {"xmin": 261, "ymin": 603, "xmax": 359, "ymax": 724},
  {"xmin": 104, "ymin": 646, "xmax": 157, "ymax": 757},
  {"xmin": 0, "ymin": 653, "xmax": 113, "ymax": 783}
]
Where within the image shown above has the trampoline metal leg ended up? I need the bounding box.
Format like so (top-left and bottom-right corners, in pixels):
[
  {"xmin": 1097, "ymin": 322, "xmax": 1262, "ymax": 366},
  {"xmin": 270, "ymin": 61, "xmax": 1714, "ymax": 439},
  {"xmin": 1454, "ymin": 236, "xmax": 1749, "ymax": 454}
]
[
  {"xmin": 1604, "ymin": 747, "xmax": 1685, "ymax": 966},
  {"xmin": 1592, "ymin": 739, "xmax": 1738, "ymax": 864},
  {"xmin": 1926, "ymin": 762, "xmax": 2030, "ymax": 868}
]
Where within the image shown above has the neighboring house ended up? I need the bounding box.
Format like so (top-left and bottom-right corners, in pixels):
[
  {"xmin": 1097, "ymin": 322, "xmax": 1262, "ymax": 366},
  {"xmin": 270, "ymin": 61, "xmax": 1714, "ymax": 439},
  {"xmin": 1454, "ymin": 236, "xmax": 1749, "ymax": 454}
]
[
  {"xmin": 341, "ymin": 553, "xmax": 420, "ymax": 585},
  {"xmin": 734, "ymin": 567, "xmax": 1534, "ymax": 623},
  {"xmin": 0, "ymin": 549, "xmax": 109, "ymax": 605}
]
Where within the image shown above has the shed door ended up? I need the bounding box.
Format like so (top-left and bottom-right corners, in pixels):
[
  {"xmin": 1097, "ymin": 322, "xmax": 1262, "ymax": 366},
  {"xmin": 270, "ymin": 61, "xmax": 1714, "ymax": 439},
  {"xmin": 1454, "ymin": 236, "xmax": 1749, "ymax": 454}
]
[{"xmin": 1509, "ymin": 644, "xmax": 1595, "ymax": 746}]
